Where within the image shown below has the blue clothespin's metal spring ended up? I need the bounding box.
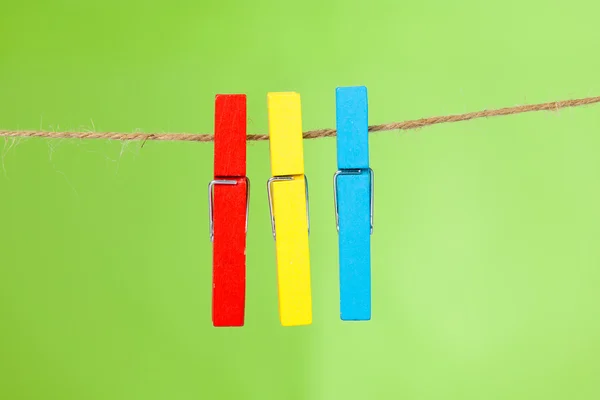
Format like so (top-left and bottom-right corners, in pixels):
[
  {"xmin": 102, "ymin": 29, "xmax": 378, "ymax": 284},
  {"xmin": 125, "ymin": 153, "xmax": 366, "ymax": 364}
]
[{"xmin": 333, "ymin": 168, "xmax": 374, "ymax": 234}]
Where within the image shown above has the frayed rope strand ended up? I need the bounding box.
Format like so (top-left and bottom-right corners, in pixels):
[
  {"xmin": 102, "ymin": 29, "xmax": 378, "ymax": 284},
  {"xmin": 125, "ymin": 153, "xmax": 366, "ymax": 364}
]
[{"xmin": 1, "ymin": 96, "xmax": 599, "ymax": 142}]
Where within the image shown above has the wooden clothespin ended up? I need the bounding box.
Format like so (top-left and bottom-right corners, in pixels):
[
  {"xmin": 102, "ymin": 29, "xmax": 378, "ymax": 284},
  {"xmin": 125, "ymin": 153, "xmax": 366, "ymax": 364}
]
[
  {"xmin": 334, "ymin": 86, "xmax": 373, "ymax": 321},
  {"xmin": 208, "ymin": 94, "xmax": 249, "ymax": 327},
  {"xmin": 266, "ymin": 92, "xmax": 312, "ymax": 327}
]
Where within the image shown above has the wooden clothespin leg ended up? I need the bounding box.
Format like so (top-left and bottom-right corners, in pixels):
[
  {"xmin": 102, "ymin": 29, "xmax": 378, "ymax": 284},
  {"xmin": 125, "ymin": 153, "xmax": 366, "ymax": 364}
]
[
  {"xmin": 267, "ymin": 92, "xmax": 312, "ymax": 327},
  {"xmin": 334, "ymin": 86, "xmax": 373, "ymax": 321},
  {"xmin": 209, "ymin": 94, "xmax": 249, "ymax": 327}
]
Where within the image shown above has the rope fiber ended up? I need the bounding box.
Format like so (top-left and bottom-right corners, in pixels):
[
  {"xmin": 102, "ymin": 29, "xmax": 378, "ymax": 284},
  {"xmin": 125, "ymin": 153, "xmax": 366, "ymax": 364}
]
[{"xmin": 1, "ymin": 96, "xmax": 598, "ymax": 142}]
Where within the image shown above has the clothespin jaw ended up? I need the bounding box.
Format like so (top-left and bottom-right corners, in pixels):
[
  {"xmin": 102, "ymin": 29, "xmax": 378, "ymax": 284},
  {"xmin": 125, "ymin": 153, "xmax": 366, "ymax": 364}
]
[
  {"xmin": 334, "ymin": 86, "xmax": 373, "ymax": 321},
  {"xmin": 208, "ymin": 94, "xmax": 249, "ymax": 327},
  {"xmin": 266, "ymin": 92, "xmax": 312, "ymax": 327}
]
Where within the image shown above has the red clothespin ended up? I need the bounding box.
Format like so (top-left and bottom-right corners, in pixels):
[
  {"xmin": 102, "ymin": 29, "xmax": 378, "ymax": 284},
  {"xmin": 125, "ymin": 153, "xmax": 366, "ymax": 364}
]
[{"xmin": 208, "ymin": 94, "xmax": 249, "ymax": 327}]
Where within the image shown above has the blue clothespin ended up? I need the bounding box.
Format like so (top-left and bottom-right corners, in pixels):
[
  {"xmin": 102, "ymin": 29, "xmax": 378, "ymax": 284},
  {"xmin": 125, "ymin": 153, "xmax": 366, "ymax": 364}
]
[{"xmin": 334, "ymin": 86, "xmax": 374, "ymax": 321}]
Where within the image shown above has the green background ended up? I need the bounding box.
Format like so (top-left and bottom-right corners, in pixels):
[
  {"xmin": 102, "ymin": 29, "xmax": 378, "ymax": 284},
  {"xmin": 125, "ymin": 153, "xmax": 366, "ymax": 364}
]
[{"xmin": 1, "ymin": 1, "xmax": 600, "ymax": 398}]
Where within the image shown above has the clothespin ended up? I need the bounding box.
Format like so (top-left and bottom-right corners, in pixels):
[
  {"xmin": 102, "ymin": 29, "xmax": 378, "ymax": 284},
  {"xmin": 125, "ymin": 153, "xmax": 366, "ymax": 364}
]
[
  {"xmin": 266, "ymin": 92, "xmax": 312, "ymax": 327},
  {"xmin": 208, "ymin": 94, "xmax": 249, "ymax": 327},
  {"xmin": 334, "ymin": 86, "xmax": 373, "ymax": 321}
]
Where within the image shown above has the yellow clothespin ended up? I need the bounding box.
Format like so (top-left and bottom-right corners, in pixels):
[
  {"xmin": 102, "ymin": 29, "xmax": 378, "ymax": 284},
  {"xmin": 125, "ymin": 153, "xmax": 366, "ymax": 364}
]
[{"xmin": 266, "ymin": 92, "xmax": 312, "ymax": 327}]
